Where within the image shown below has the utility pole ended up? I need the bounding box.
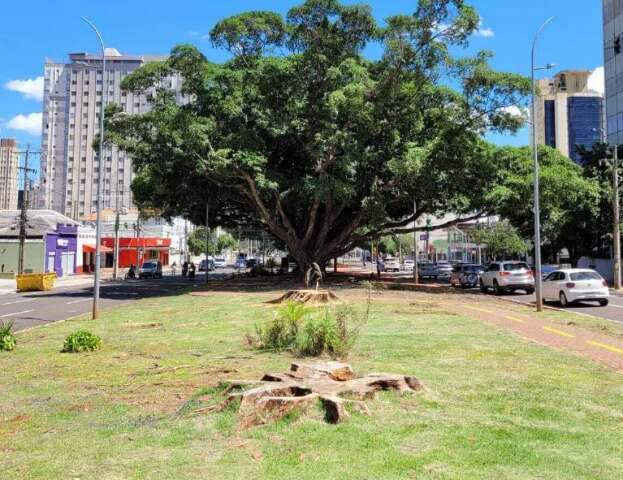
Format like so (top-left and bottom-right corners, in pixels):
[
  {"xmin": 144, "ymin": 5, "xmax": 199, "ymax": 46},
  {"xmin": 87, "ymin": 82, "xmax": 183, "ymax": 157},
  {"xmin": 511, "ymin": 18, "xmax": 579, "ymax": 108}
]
[
  {"xmin": 134, "ymin": 216, "xmax": 140, "ymax": 268},
  {"xmin": 17, "ymin": 146, "xmax": 36, "ymax": 275},
  {"xmin": 613, "ymin": 145, "xmax": 621, "ymax": 290},
  {"xmin": 205, "ymin": 203, "xmax": 210, "ymax": 284},
  {"xmin": 112, "ymin": 194, "xmax": 120, "ymax": 280},
  {"xmin": 412, "ymin": 200, "xmax": 418, "ymax": 284}
]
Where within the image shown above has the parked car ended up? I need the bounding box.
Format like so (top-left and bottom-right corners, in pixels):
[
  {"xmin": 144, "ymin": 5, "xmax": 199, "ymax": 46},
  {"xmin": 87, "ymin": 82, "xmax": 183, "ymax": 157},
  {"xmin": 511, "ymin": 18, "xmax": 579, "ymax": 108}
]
[
  {"xmin": 436, "ymin": 262, "xmax": 453, "ymax": 279},
  {"xmin": 246, "ymin": 258, "xmax": 258, "ymax": 269},
  {"xmin": 403, "ymin": 259, "xmax": 415, "ymax": 271},
  {"xmin": 139, "ymin": 261, "xmax": 162, "ymax": 279},
  {"xmin": 480, "ymin": 261, "xmax": 535, "ymax": 295},
  {"xmin": 540, "ymin": 264, "xmax": 559, "ymax": 280},
  {"xmin": 450, "ymin": 264, "xmax": 484, "ymax": 288},
  {"xmin": 198, "ymin": 258, "xmax": 214, "ymax": 272},
  {"xmin": 384, "ymin": 257, "xmax": 401, "ymax": 272},
  {"xmin": 418, "ymin": 263, "xmax": 438, "ymax": 279},
  {"xmin": 235, "ymin": 257, "xmax": 247, "ymax": 270},
  {"xmin": 213, "ymin": 257, "xmax": 227, "ymax": 268},
  {"xmin": 543, "ymin": 269, "xmax": 609, "ymax": 307}
]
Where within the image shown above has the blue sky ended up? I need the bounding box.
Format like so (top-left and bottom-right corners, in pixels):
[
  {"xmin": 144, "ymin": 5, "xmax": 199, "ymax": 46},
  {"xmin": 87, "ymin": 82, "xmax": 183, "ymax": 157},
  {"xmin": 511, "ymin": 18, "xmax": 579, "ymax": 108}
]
[{"xmin": 0, "ymin": 0, "xmax": 605, "ymax": 160}]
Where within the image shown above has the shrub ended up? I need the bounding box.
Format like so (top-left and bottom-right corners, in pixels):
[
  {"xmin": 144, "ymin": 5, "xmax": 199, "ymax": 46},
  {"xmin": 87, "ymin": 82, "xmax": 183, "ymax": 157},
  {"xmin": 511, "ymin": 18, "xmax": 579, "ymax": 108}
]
[
  {"xmin": 252, "ymin": 299, "xmax": 368, "ymax": 359},
  {"xmin": 254, "ymin": 302, "xmax": 312, "ymax": 350},
  {"xmin": 61, "ymin": 330, "xmax": 102, "ymax": 353},
  {"xmin": 0, "ymin": 321, "xmax": 16, "ymax": 352}
]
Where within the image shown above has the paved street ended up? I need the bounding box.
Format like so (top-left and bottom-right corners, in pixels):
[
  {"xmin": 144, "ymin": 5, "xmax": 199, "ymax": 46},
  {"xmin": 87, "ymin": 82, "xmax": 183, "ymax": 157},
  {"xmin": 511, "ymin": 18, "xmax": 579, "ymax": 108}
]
[{"xmin": 3, "ymin": 273, "xmax": 218, "ymax": 332}]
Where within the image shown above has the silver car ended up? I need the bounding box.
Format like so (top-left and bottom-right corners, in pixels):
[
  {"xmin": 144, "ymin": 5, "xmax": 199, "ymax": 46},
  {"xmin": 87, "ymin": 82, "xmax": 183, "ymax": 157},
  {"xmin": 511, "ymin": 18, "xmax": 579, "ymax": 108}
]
[{"xmin": 480, "ymin": 261, "xmax": 535, "ymax": 295}]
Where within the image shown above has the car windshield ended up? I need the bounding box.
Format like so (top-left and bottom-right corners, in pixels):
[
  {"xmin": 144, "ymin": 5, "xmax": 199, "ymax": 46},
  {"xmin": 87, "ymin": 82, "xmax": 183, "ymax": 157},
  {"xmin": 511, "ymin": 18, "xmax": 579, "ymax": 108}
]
[
  {"xmin": 570, "ymin": 271, "xmax": 602, "ymax": 281},
  {"xmin": 503, "ymin": 263, "xmax": 529, "ymax": 271},
  {"xmin": 464, "ymin": 265, "xmax": 482, "ymax": 272},
  {"xmin": 142, "ymin": 263, "xmax": 156, "ymax": 268}
]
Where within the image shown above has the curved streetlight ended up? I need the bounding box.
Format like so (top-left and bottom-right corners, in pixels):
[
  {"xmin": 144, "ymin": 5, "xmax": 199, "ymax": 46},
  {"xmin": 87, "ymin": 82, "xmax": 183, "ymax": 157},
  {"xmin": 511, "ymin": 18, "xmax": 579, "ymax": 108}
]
[
  {"xmin": 531, "ymin": 16, "xmax": 555, "ymax": 312},
  {"xmin": 81, "ymin": 17, "xmax": 106, "ymax": 320}
]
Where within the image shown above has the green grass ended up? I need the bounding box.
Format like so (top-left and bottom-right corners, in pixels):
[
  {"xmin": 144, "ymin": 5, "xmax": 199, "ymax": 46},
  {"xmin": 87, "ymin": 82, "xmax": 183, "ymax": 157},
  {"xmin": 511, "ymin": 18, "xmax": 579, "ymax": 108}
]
[{"xmin": 1, "ymin": 289, "xmax": 623, "ymax": 479}]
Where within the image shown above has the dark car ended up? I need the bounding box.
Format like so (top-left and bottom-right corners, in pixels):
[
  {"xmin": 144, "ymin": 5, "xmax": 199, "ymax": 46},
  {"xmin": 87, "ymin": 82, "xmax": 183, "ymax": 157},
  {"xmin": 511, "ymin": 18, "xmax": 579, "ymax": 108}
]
[
  {"xmin": 139, "ymin": 261, "xmax": 162, "ymax": 279},
  {"xmin": 450, "ymin": 264, "xmax": 484, "ymax": 288},
  {"xmin": 246, "ymin": 258, "xmax": 258, "ymax": 269},
  {"xmin": 198, "ymin": 258, "xmax": 214, "ymax": 272}
]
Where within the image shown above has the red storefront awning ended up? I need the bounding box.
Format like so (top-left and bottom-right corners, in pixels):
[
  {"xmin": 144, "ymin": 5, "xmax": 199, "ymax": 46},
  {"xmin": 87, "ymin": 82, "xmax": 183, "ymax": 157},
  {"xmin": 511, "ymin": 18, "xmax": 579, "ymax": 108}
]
[{"xmin": 83, "ymin": 244, "xmax": 113, "ymax": 253}]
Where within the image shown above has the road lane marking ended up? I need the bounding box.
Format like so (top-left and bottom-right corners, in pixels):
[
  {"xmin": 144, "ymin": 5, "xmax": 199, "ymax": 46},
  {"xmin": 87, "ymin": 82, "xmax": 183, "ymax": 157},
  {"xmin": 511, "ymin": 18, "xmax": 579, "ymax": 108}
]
[
  {"xmin": 0, "ymin": 310, "xmax": 33, "ymax": 318},
  {"xmin": 2, "ymin": 298, "xmax": 35, "ymax": 306},
  {"xmin": 66, "ymin": 298, "xmax": 91, "ymax": 305},
  {"xmin": 542, "ymin": 326, "xmax": 575, "ymax": 338},
  {"xmin": 464, "ymin": 306, "xmax": 493, "ymax": 314},
  {"xmin": 504, "ymin": 315, "xmax": 525, "ymax": 324},
  {"xmin": 586, "ymin": 340, "xmax": 623, "ymax": 355}
]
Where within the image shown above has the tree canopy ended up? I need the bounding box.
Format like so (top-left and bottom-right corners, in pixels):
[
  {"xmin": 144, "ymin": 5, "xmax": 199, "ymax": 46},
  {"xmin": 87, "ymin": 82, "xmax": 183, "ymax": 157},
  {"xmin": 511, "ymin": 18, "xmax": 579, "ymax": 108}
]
[
  {"xmin": 187, "ymin": 228, "xmax": 237, "ymax": 257},
  {"xmin": 107, "ymin": 0, "xmax": 531, "ymax": 271},
  {"xmin": 470, "ymin": 221, "xmax": 528, "ymax": 260},
  {"xmin": 485, "ymin": 145, "xmax": 600, "ymax": 263}
]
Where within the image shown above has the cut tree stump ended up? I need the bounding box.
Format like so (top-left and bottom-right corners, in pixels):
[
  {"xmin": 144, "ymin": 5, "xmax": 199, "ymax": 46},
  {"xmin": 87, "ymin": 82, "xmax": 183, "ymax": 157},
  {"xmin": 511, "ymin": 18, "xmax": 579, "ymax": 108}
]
[
  {"xmin": 216, "ymin": 361, "xmax": 424, "ymax": 428},
  {"xmin": 268, "ymin": 289, "xmax": 340, "ymax": 305}
]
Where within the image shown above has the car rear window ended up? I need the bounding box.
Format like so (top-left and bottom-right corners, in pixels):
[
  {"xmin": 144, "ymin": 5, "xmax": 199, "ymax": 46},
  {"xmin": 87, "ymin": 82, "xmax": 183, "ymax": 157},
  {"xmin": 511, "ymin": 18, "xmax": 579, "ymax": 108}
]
[
  {"xmin": 570, "ymin": 271, "xmax": 602, "ymax": 281},
  {"xmin": 464, "ymin": 265, "xmax": 482, "ymax": 272},
  {"xmin": 503, "ymin": 263, "xmax": 529, "ymax": 271}
]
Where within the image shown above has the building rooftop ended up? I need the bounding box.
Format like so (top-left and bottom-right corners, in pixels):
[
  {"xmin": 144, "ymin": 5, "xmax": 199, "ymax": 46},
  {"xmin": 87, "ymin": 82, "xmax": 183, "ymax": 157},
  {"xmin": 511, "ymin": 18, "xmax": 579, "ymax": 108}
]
[{"xmin": 0, "ymin": 210, "xmax": 78, "ymax": 237}]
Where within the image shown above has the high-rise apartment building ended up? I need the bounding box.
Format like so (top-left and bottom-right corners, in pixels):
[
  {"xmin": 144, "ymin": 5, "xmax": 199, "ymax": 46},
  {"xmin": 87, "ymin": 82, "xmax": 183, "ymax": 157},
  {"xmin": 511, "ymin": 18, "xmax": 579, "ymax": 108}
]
[
  {"xmin": 534, "ymin": 70, "xmax": 604, "ymax": 163},
  {"xmin": 0, "ymin": 139, "xmax": 20, "ymax": 210},
  {"xmin": 603, "ymin": 0, "xmax": 623, "ymax": 145},
  {"xmin": 40, "ymin": 48, "xmax": 179, "ymax": 218}
]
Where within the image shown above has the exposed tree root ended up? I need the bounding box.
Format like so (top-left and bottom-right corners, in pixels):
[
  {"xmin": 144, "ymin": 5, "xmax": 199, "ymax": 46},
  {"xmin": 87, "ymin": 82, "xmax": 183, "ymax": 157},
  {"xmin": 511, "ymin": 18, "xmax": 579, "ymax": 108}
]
[{"xmin": 215, "ymin": 361, "xmax": 424, "ymax": 428}]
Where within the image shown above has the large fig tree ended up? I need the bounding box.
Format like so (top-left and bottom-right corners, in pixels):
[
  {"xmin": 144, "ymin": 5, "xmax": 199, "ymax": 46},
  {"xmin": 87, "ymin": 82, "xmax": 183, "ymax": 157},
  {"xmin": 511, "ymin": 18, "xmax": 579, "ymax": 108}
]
[{"xmin": 107, "ymin": 0, "xmax": 530, "ymax": 272}]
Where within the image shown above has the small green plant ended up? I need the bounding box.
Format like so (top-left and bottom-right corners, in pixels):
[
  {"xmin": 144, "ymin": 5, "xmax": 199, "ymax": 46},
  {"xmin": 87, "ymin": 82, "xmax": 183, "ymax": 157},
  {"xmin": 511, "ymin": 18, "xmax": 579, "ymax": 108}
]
[
  {"xmin": 254, "ymin": 302, "xmax": 313, "ymax": 351},
  {"xmin": 61, "ymin": 330, "xmax": 102, "ymax": 353},
  {"xmin": 251, "ymin": 298, "xmax": 369, "ymax": 359},
  {"xmin": 0, "ymin": 321, "xmax": 16, "ymax": 352}
]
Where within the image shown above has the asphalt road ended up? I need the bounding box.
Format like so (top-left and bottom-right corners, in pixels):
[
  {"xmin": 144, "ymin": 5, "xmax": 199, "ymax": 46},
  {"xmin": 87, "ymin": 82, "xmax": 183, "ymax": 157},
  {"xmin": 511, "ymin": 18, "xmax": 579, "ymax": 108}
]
[
  {"xmin": 3, "ymin": 273, "xmax": 222, "ymax": 332},
  {"xmin": 494, "ymin": 289, "xmax": 623, "ymax": 323}
]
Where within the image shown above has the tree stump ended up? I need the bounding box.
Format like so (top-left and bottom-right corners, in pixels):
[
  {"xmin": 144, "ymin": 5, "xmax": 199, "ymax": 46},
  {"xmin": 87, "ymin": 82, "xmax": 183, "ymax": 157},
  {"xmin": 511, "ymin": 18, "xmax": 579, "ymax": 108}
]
[
  {"xmin": 269, "ymin": 289, "xmax": 340, "ymax": 305},
  {"xmin": 218, "ymin": 361, "xmax": 424, "ymax": 428}
]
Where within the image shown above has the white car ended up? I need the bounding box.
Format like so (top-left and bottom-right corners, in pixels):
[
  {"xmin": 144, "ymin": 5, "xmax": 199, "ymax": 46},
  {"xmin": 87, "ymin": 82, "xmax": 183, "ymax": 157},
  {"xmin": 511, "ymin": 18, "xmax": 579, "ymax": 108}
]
[
  {"xmin": 480, "ymin": 261, "xmax": 535, "ymax": 295},
  {"xmin": 403, "ymin": 259, "xmax": 415, "ymax": 271},
  {"xmin": 213, "ymin": 257, "xmax": 227, "ymax": 268},
  {"xmin": 543, "ymin": 269, "xmax": 609, "ymax": 307},
  {"xmin": 384, "ymin": 258, "xmax": 401, "ymax": 272}
]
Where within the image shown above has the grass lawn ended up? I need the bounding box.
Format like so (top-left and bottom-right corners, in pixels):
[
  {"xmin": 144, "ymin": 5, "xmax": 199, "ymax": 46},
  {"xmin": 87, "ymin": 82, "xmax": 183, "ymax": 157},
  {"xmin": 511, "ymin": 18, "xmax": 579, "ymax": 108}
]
[{"xmin": 1, "ymin": 286, "xmax": 623, "ymax": 479}]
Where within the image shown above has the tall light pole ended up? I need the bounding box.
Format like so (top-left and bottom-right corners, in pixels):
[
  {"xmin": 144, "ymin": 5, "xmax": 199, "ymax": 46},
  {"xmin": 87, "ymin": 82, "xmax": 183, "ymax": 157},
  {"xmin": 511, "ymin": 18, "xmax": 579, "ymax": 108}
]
[
  {"xmin": 531, "ymin": 16, "xmax": 555, "ymax": 312},
  {"xmin": 613, "ymin": 145, "xmax": 621, "ymax": 289},
  {"xmin": 412, "ymin": 199, "xmax": 418, "ymax": 284},
  {"xmin": 82, "ymin": 17, "xmax": 106, "ymax": 320}
]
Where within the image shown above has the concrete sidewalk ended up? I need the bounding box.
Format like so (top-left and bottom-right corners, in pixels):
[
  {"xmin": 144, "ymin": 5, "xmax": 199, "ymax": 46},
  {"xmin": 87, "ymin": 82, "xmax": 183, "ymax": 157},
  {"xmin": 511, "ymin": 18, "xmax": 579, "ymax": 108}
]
[{"xmin": 0, "ymin": 270, "xmax": 122, "ymax": 295}]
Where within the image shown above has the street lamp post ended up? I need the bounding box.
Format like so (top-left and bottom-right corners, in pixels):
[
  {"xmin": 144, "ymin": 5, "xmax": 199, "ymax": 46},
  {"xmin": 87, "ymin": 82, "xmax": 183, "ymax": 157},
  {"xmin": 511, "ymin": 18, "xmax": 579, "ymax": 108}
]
[
  {"xmin": 613, "ymin": 145, "xmax": 622, "ymax": 289},
  {"xmin": 81, "ymin": 17, "xmax": 106, "ymax": 320},
  {"xmin": 412, "ymin": 200, "xmax": 418, "ymax": 284},
  {"xmin": 531, "ymin": 16, "xmax": 555, "ymax": 313}
]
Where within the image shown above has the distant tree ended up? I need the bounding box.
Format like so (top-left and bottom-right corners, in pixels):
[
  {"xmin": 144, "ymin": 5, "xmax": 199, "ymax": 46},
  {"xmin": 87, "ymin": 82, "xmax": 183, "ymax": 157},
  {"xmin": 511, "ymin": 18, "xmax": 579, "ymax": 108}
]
[
  {"xmin": 188, "ymin": 228, "xmax": 236, "ymax": 256},
  {"xmin": 470, "ymin": 221, "xmax": 528, "ymax": 260},
  {"xmin": 106, "ymin": 0, "xmax": 530, "ymax": 274},
  {"xmin": 486, "ymin": 145, "xmax": 600, "ymax": 264}
]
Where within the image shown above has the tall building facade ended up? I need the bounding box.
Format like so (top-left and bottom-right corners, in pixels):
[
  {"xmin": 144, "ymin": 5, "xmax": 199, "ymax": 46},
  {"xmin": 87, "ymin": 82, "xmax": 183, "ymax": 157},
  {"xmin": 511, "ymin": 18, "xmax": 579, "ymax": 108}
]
[
  {"xmin": 0, "ymin": 139, "xmax": 20, "ymax": 210},
  {"xmin": 535, "ymin": 70, "xmax": 604, "ymax": 163},
  {"xmin": 604, "ymin": 0, "xmax": 623, "ymax": 145},
  {"xmin": 40, "ymin": 48, "xmax": 178, "ymax": 218}
]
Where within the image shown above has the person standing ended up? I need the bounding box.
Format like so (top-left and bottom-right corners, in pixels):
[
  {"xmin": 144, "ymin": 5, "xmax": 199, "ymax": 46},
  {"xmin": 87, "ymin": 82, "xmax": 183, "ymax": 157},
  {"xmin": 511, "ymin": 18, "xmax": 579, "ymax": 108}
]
[{"xmin": 376, "ymin": 256, "xmax": 384, "ymax": 278}]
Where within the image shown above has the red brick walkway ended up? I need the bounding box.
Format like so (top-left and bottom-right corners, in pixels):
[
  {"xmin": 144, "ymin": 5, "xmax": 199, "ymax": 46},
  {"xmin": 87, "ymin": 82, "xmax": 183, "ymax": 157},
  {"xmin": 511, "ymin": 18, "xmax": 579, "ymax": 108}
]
[{"xmin": 441, "ymin": 299, "xmax": 623, "ymax": 372}]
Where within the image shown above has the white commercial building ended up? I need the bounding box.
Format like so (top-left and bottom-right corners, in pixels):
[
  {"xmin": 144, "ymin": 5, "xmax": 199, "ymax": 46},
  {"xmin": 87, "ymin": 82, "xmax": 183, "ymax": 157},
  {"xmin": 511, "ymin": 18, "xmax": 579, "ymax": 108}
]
[
  {"xmin": 39, "ymin": 49, "xmax": 182, "ymax": 218},
  {"xmin": 0, "ymin": 139, "xmax": 19, "ymax": 210}
]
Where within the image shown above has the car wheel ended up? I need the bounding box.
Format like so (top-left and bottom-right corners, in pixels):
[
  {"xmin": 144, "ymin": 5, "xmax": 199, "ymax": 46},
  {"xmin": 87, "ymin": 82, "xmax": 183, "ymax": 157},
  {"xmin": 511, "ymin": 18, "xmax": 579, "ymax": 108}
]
[
  {"xmin": 559, "ymin": 291, "xmax": 569, "ymax": 307},
  {"xmin": 493, "ymin": 280, "xmax": 502, "ymax": 296},
  {"xmin": 599, "ymin": 299, "xmax": 609, "ymax": 307},
  {"xmin": 480, "ymin": 281, "xmax": 487, "ymax": 293},
  {"xmin": 526, "ymin": 288, "xmax": 535, "ymax": 295}
]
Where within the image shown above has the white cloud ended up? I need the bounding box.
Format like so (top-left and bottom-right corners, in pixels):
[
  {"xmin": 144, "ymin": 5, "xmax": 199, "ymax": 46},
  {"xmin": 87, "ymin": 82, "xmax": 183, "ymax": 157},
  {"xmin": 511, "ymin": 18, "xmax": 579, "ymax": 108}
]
[
  {"xmin": 7, "ymin": 113, "xmax": 42, "ymax": 136},
  {"xmin": 5, "ymin": 76, "xmax": 44, "ymax": 101},
  {"xmin": 588, "ymin": 66, "xmax": 605, "ymax": 96},
  {"xmin": 501, "ymin": 105, "xmax": 529, "ymax": 121},
  {"xmin": 475, "ymin": 18, "xmax": 495, "ymax": 38}
]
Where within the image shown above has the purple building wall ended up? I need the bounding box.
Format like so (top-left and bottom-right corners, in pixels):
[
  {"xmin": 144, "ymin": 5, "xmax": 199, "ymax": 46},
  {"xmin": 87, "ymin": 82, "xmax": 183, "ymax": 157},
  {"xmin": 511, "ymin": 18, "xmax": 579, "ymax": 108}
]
[{"xmin": 44, "ymin": 223, "xmax": 78, "ymax": 277}]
